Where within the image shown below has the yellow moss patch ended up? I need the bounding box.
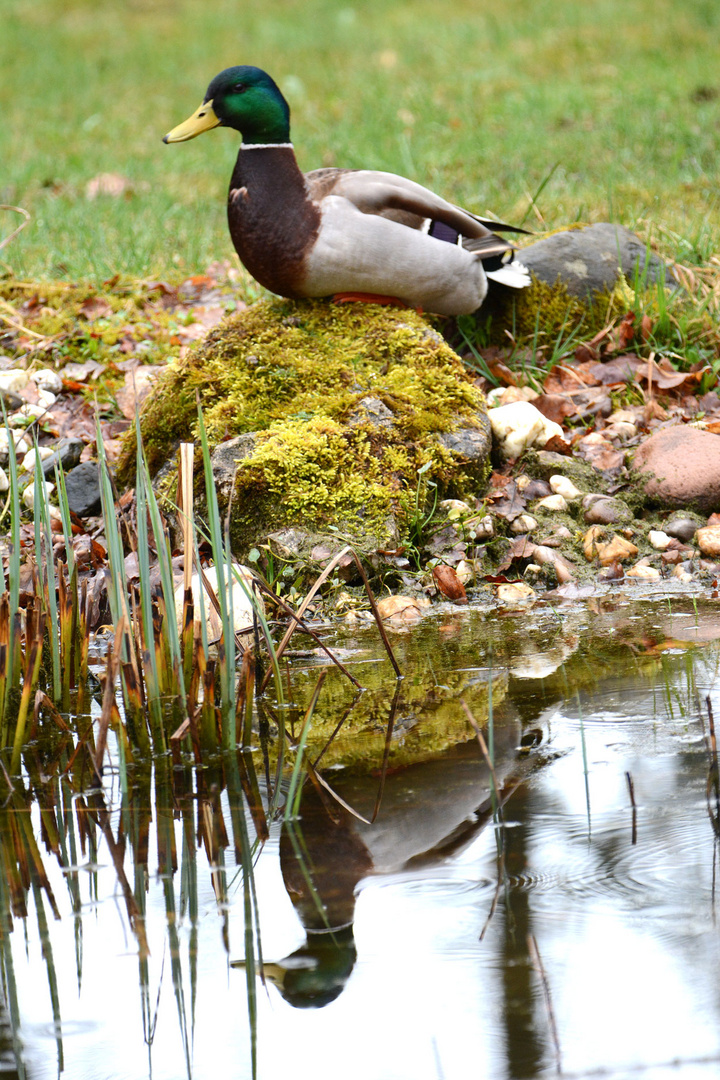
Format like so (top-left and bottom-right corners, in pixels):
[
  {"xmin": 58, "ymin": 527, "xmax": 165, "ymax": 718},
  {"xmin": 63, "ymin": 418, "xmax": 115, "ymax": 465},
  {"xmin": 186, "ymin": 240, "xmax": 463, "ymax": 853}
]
[{"xmin": 120, "ymin": 298, "xmax": 493, "ymax": 552}]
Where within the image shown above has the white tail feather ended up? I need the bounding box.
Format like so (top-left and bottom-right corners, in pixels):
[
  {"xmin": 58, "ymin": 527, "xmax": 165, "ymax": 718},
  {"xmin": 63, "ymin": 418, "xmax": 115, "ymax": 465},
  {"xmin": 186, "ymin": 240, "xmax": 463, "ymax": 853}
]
[{"xmin": 485, "ymin": 261, "xmax": 531, "ymax": 289}]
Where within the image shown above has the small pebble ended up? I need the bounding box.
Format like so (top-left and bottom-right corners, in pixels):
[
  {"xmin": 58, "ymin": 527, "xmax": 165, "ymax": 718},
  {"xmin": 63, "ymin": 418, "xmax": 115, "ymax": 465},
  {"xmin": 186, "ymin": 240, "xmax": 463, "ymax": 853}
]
[
  {"xmin": 583, "ymin": 526, "xmax": 606, "ymax": 560},
  {"xmin": 0, "ymin": 467, "xmax": 8, "ymax": 492},
  {"xmin": 10, "ymin": 403, "xmax": 47, "ymax": 424},
  {"xmin": 471, "ymin": 515, "xmax": 494, "ymax": 540},
  {"xmin": 585, "ymin": 527, "xmax": 639, "ymax": 565},
  {"xmin": 609, "ymin": 409, "xmax": 637, "ymax": 425},
  {"xmin": 539, "ymin": 525, "xmax": 572, "ymax": 545},
  {"xmin": 672, "ymin": 564, "xmax": 693, "ymax": 583},
  {"xmin": 37, "ymin": 389, "xmax": 57, "ymax": 408},
  {"xmin": 22, "ymin": 481, "xmax": 55, "ymax": 509},
  {"xmin": 488, "ymin": 401, "xmax": 564, "ymax": 460},
  {"xmin": 603, "ymin": 421, "xmax": 637, "ymax": 443},
  {"xmin": 626, "ymin": 561, "xmax": 662, "ymax": 579},
  {"xmin": 664, "ymin": 517, "xmax": 699, "ymax": 543},
  {"xmin": 0, "ymin": 429, "xmax": 30, "ymax": 456},
  {"xmin": 511, "ymin": 514, "xmax": 538, "ymax": 534},
  {"xmin": 454, "ymin": 559, "xmax": 479, "ymax": 584},
  {"xmin": 696, "ymin": 525, "xmax": 720, "ymax": 558},
  {"xmin": 30, "ymin": 368, "xmax": 63, "ymax": 394},
  {"xmin": 583, "ymin": 497, "xmax": 628, "ymax": 526},
  {"xmin": 20, "ymin": 446, "xmax": 54, "ymax": 473},
  {"xmin": 440, "ymin": 499, "xmax": 472, "ymax": 518},
  {"xmin": 648, "ymin": 530, "xmax": 671, "ymax": 551},
  {"xmin": 534, "ymin": 494, "xmax": 568, "ymax": 512},
  {"xmin": 497, "ymin": 582, "xmax": 536, "ymax": 603},
  {"xmin": 0, "ymin": 369, "xmax": 29, "ymax": 394},
  {"xmin": 597, "ymin": 535, "xmax": 639, "ymax": 566},
  {"xmin": 549, "ymin": 475, "xmax": 582, "ymax": 500}
]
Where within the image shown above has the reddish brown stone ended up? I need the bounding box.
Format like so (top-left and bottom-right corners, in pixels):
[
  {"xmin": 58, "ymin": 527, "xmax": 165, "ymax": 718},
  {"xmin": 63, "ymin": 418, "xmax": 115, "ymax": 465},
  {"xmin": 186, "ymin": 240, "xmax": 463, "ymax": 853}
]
[{"xmin": 633, "ymin": 426, "xmax": 720, "ymax": 514}]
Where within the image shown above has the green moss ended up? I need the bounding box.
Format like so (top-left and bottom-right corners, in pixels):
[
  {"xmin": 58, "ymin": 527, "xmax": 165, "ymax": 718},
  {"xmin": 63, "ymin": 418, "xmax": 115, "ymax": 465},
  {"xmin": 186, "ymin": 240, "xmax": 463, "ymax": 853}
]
[
  {"xmin": 122, "ymin": 297, "xmax": 494, "ymax": 554},
  {"xmin": 457, "ymin": 273, "xmax": 640, "ymax": 353}
]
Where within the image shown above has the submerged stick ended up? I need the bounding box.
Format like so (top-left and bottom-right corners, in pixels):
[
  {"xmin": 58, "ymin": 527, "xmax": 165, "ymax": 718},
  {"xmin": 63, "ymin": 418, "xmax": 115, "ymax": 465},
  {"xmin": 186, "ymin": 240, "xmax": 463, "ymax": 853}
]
[
  {"xmin": 625, "ymin": 771, "xmax": 637, "ymax": 845},
  {"xmin": 527, "ymin": 933, "xmax": 562, "ymax": 1075}
]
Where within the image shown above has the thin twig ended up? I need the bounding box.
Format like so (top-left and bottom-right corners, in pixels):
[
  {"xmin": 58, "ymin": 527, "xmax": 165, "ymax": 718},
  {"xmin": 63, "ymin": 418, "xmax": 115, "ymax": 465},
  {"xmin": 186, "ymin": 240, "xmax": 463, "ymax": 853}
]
[
  {"xmin": 625, "ymin": 771, "xmax": 637, "ymax": 845},
  {"xmin": 0, "ymin": 205, "xmax": 30, "ymax": 252},
  {"xmin": 258, "ymin": 544, "xmax": 401, "ymax": 694},
  {"xmin": 527, "ymin": 934, "xmax": 562, "ymax": 1075}
]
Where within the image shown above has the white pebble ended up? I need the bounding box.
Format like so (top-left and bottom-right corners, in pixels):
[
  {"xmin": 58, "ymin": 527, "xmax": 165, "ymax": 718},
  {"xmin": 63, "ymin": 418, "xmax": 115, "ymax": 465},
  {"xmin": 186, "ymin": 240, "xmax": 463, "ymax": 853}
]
[
  {"xmin": 454, "ymin": 559, "xmax": 478, "ymax": 584},
  {"xmin": 535, "ymin": 494, "xmax": 568, "ymax": 512},
  {"xmin": 604, "ymin": 421, "xmax": 637, "ymax": 443},
  {"xmin": 37, "ymin": 389, "xmax": 57, "ymax": 408},
  {"xmin": 0, "ymin": 429, "xmax": 30, "ymax": 454},
  {"xmin": 439, "ymin": 499, "xmax": 472, "ymax": 520},
  {"xmin": 648, "ymin": 530, "xmax": 671, "ymax": 551},
  {"xmin": 511, "ymin": 514, "xmax": 538, "ymax": 534},
  {"xmin": 472, "ymin": 515, "xmax": 495, "ymax": 540},
  {"xmin": 20, "ymin": 446, "xmax": 54, "ymax": 473},
  {"xmin": 0, "ymin": 369, "xmax": 29, "ymax": 393},
  {"xmin": 30, "ymin": 368, "xmax": 63, "ymax": 394},
  {"xmin": 549, "ymin": 475, "xmax": 582, "ymax": 499},
  {"xmin": 486, "ymin": 385, "xmax": 538, "ymax": 406},
  {"xmin": 22, "ymin": 481, "xmax": 55, "ymax": 509},
  {"xmin": 0, "ymin": 467, "xmax": 8, "ymax": 492},
  {"xmin": 10, "ymin": 403, "xmax": 47, "ymax": 424},
  {"xmin": 497, "ymin": 581, "xmax": 536, "ymax": 603},
  {"xmin": 626, "ymin": 561, "xmax": 662, "ymax": 579},
  {"xmin": 672, "ymin": 564, "xmax": 693, "ymax": 583},
  {"xmin": 488, "ymin": 401, "xmax": 564, "ymax": 460}
]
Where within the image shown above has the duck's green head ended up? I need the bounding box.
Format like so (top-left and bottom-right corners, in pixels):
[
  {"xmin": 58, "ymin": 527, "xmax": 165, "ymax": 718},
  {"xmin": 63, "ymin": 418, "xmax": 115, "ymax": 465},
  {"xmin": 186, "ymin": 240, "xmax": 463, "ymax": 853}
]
[{"xmin": 163, "ymin": 66, "xmax": 291, "ymax": 145}]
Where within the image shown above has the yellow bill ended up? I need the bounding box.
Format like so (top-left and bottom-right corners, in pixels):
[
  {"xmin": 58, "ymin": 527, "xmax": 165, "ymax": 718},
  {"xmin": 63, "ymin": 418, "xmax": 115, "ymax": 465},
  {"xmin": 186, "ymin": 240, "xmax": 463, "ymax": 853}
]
[{"xmin": 163, "ymin": 100, "xmax": 221, "ymax": 143}]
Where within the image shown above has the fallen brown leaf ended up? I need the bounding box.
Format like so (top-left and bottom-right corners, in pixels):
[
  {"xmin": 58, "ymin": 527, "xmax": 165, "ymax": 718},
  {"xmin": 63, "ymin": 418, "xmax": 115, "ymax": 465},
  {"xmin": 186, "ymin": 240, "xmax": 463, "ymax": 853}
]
[
  {"xmin": 533, "ymin": 394, "xmax": 577, "ymax": 425},
  {"xmin": 613, "ymin": 312, "xmax": 636, "ymax": 352},
  {"xmin": 544, "ymin": 364, "xmax": 595, "ymax": 395},
  {"xmin": 79, "ymin": 296, "xmax": 113, "ymax": 321},
  {"xmin": 432, "ymin": 565, "xmax": 468, "ymax": 604},
  {"xmin": 542, "ymin": 433, "xmax": 573, "ymax": 455},
  {"xmin": 574, "ymin": 343, "xmax": 599, "ymax": 364},
  {"xmin": 114, "ymin": 366, "xmax": 163, "ymax": 419}
]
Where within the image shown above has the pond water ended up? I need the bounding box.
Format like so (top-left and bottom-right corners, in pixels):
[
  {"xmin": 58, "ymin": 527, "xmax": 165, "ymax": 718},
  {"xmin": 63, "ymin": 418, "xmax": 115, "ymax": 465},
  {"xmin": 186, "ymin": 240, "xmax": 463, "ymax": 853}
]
[{"xmin": 4, "ymin": 589, "xmax": 720, "ymax": 1080}]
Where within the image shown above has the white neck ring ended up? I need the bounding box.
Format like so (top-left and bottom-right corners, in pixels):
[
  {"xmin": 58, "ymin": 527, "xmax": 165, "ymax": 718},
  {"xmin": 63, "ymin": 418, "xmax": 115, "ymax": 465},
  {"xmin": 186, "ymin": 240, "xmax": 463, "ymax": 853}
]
[{"xmin": 240, "ymin": 142, "xmax": 294, "ymax": 150}]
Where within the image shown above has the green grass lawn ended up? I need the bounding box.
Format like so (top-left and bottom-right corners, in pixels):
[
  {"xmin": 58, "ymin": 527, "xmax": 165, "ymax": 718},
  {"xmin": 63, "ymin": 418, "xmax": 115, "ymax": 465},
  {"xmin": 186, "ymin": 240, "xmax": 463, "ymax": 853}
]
[{"xmin": 1, "ymin": 0, "xmax": 719, "ymax": 286}]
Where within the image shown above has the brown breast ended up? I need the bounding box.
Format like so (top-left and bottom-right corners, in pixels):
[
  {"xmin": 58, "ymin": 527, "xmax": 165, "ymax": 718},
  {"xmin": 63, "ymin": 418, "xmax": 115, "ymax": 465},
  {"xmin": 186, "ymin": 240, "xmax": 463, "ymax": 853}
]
[{"xmin": 227, "ymin": 147, "xmax": 321, "ymax": 298}]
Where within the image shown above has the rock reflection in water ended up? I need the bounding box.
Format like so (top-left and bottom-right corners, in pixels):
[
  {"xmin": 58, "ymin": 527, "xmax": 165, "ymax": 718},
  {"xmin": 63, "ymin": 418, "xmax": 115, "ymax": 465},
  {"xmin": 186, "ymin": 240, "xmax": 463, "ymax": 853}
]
[{"xmin": 272, "ymin": 705, "xmax": 527, "ymax": 1008}]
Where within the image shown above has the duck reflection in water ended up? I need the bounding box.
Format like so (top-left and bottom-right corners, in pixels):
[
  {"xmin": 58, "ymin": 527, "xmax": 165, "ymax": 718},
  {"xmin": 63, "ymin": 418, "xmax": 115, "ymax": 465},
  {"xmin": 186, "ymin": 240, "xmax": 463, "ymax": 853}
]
[{"xmin": 267, "ymin": 702, "xmax": 534, "ymax": 1008}]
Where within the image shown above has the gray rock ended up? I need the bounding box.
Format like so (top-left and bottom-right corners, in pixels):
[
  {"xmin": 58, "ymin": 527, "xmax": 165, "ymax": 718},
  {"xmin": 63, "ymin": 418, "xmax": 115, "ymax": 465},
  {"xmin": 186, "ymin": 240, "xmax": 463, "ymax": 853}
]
[
  {"xmin": 518, "ymin": 223, "xmax": 676, "ymax": 299},
  {"xmin": 347, "ymin": 396, "xmax": 395, "ymax": 429},
  {"xmin": 583, "ymin": 496, "xmax": 633, "ymax": 527},
  {"xmin": 64, "ymin": 462, "xmax": 101, "ymax": 517},
  {"xmin": 664, "ymin": 516, "xmax": 703, "ymax": 543},
  {"xmin": 211, "ymin": 434, "xmax": 257, "ymax": 501},
  {"xmin": 633, "ymin": 426, "xmax": 720, "ymax": 514},
  {"xmin": 41, "ymin": 438, "xmax": 85, "ymax": 478},
  {"xmin": 437, "ymin": 415, "xmax": 492, "ymax": 462}
]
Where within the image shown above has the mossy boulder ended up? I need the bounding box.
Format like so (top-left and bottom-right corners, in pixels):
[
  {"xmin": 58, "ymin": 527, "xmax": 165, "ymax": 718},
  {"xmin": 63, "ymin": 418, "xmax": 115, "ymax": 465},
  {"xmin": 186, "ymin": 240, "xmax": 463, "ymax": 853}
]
[
  {"xmin": 474, "ymin": 224, "xmax": 676, "ymax": 348},
  {"xmin": 120, "ymin": 298, "xmax": 493, "ymax": 557}
]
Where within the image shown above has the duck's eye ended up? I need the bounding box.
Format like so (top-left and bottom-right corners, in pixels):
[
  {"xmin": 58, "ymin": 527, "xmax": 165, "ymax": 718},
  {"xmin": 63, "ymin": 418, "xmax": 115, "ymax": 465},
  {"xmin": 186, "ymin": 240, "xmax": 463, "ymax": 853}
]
[{"xmin": 233, "ymin": 82, "xmax": 247, "ymax": 93}]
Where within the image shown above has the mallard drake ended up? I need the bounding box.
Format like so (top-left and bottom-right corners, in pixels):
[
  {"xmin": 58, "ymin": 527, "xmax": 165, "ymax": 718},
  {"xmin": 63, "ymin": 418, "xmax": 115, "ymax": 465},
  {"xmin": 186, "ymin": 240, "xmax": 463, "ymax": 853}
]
[{"xmin": 163, "ymin": 66, "xmax": 530, "ymax": 315}]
